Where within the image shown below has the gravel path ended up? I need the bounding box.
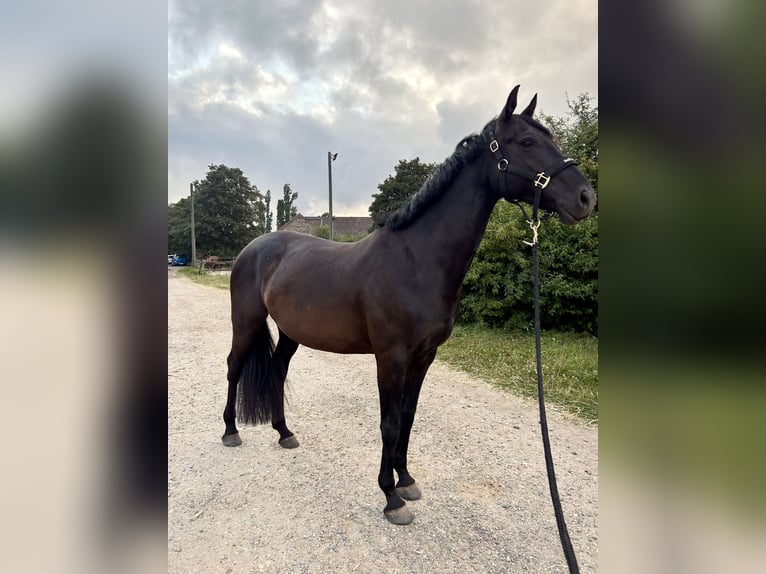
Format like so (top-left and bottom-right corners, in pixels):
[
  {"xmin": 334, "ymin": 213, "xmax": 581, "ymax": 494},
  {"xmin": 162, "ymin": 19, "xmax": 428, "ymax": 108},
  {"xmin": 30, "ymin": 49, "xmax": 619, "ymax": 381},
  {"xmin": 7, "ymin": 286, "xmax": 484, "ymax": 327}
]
[{"xmin": 168, "ymin": 269, "xmax": 598, "ymax": 573}]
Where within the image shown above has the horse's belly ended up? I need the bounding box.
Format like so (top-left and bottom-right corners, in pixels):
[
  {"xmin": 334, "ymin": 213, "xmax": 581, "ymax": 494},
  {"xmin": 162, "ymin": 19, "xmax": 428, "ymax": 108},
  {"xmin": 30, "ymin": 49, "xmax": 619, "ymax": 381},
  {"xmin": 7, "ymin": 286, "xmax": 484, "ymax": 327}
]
[
  {"xmin": 260, "ymin": 244, "xmax": 374, "ymax": 353},
  {"xmin": 269, "ymin": 308, "xmax": 373, "ymax": 354}
]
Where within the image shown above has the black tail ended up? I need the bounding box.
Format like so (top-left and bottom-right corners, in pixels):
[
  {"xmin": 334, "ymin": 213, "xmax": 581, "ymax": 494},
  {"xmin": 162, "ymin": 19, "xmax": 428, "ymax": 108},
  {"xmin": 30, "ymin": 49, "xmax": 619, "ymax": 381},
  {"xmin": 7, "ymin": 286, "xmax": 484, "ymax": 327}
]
[{"xmin": 236, "ymin": 325, "xmax": 281, "ymax": 425}]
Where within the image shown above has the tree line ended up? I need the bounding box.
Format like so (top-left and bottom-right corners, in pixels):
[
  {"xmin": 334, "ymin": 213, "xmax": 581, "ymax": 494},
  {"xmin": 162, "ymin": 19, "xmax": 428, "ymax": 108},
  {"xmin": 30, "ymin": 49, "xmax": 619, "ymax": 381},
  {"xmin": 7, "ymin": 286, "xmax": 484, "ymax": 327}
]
[{"xmin": 167, "ymin": 166, "xmax": 296, "ymax": 258}]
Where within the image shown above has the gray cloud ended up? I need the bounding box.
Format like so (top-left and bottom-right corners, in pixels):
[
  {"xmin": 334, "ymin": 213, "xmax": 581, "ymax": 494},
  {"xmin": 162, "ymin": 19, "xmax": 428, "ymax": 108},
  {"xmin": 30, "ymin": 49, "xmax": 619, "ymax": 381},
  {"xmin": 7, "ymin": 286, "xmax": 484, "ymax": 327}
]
[{"xmin": 168, "ymin": 0, "xmax": 597, "ymax": 216}]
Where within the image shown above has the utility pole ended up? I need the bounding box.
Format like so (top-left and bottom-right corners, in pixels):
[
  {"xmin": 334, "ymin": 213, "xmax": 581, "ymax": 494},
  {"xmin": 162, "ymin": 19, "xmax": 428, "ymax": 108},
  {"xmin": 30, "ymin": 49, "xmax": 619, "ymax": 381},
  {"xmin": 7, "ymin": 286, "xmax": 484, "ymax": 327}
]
[
  {"xmin": 328, "ymin": 151, "xmax": 337, "ymax": 241},
  {"xmin": 190, "ymin": 182, "xmax": 197, "ymax": 264}
]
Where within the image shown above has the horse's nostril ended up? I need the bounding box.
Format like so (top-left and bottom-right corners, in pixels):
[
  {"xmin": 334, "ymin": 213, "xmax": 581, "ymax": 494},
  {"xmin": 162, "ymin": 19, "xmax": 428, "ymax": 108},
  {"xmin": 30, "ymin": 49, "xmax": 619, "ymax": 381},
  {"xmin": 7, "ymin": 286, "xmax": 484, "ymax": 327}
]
[{"xmin": 580, "ymin": 189, "xmax": 592, "ymax": 208}]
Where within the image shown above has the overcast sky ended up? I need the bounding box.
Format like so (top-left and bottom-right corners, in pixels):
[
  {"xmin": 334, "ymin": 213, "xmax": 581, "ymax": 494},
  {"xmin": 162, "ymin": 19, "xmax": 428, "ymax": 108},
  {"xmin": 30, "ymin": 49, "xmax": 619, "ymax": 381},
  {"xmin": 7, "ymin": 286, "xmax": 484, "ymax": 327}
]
[{"xmin": 168, "ymin": 0, "xmax": 597, "ymax": 216}]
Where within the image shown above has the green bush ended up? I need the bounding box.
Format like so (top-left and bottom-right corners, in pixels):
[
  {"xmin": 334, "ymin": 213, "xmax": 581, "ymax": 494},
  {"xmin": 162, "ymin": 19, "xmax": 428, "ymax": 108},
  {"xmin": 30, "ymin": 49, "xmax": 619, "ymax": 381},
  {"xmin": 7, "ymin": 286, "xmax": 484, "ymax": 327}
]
[
  {"xmin": 313, "ymin": 225, "xmax": 330, "ymax": 239},
  {"xmin": 460, "ymin": 202, "xmax": 598, "ymax": 334},
  {"xmin": 312, "ymin": 226, "xmax": 367, "ymax": 242}
]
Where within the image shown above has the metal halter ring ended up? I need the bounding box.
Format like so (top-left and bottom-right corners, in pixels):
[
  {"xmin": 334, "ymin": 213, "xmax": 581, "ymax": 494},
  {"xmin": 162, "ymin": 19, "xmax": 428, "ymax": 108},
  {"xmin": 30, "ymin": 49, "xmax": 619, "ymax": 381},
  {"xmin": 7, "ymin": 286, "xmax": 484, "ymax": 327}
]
[{"xmin": 497, "ymin": 158, "xmax": 508, "ymax": 171}]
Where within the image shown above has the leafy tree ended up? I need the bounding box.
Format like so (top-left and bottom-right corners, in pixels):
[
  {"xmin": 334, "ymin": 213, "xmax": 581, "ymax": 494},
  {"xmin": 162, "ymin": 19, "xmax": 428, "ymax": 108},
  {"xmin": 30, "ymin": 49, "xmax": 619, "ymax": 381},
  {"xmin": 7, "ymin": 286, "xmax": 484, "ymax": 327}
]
[
  {"xmin": 189, "ymin": 164, "xmax": 266, "ymax": 257},
  {"xmin": 276, "ymin": 183, "xmax": 298, "ymax": 229},
  {"xmin": 167, "ymin": 197, "xmax": 191, "ymax": 256},
  {"xmin": 264, "ymin": 189, "xmax": 273, "ymax": 233},
  {"xmin": 541, "ymin": 93, "xmax": 598, "ymax": 193},
  {"xmin": 369, "ymin": 157, "xmax": 436, "ymax": 220}
]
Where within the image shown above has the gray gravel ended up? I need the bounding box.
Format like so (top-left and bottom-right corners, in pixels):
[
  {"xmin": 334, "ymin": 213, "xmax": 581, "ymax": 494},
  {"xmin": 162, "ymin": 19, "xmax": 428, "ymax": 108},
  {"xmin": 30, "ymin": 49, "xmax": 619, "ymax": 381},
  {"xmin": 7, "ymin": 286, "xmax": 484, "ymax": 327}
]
[{"xmin": 168, "ymin": 270, "xmax": 598, "ymax": 573}]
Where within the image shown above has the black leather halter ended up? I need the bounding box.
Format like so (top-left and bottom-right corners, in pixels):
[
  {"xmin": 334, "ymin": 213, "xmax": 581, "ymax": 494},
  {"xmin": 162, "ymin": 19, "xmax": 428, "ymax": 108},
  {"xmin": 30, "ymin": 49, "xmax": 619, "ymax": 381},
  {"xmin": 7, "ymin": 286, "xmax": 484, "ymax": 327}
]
[{"xmin": 488, "ymin": 132, "xmax": 578, "ymax": 219}]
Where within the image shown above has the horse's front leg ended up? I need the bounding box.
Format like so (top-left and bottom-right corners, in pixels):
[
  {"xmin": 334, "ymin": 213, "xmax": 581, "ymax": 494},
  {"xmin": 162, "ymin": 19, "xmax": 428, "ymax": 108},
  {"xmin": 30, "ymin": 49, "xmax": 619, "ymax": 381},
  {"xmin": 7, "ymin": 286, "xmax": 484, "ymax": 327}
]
[
  {"xmin": 394, "ymin": 350, "xmax": 436, "ymax": 502},
  {"xmin": 375, "ymin": 353, "xmax": 412, "ymax": 525}
]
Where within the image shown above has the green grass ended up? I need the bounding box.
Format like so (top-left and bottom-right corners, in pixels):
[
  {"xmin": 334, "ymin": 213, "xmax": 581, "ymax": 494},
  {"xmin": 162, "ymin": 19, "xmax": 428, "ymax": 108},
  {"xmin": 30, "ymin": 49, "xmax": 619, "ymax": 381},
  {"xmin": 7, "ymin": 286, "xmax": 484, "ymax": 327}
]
[
  {"xmin": 438, "ymin": 324, "xmax": 598, "ymax": 423},
  {"xmin": 176, "ymin": 266, "xmax": 231, "ymax": 290},
  {"xmin": 173, "ymin": 267, "xmax": 598, "ymax": 422}
]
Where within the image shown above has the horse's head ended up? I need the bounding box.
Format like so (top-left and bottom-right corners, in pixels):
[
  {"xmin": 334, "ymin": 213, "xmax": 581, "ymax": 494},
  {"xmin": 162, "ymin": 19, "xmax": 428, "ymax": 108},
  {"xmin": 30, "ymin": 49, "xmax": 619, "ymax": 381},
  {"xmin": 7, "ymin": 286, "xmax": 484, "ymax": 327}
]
[{"xmin": 488, "ymin": 85, "xmax": 595, "ymax": 224}]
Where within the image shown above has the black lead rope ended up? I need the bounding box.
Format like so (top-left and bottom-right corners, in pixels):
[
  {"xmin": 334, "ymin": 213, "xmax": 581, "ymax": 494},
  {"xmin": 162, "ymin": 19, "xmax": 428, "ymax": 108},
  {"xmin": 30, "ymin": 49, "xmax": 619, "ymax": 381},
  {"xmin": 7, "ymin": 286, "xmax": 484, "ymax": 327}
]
[
  {"xmin": 528, "ymin": 189, "xmax": 580, "ymax": 574},
  {"xmin": 489, "ymin": 132, "xmax": 580, "ymax": 573}
]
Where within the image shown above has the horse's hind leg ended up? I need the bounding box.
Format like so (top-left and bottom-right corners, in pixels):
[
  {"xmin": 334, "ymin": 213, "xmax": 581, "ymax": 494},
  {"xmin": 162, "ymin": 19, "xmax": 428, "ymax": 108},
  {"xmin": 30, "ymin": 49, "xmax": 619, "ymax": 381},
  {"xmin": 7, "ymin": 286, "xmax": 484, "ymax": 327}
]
[
  {"xmin": 222, "ymin": 324, "xmax": 261, "ymax": 446},
  {"xmin": 222, "ymin": 291, "xmax": 271, "ymax": 445},
  {"xmin": 222, "ymin": 374, "xmax": 242, "ymax": 446},
  {"xmin": 271, "ymin": 329, "xmax": 300, "ymax": 449}
]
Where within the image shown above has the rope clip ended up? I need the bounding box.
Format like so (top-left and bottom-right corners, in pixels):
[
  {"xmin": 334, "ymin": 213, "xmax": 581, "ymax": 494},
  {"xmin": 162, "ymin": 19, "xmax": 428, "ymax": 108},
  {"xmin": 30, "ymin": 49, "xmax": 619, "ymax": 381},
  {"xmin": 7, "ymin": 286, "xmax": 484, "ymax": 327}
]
[{"xmin": 523, "ymin": 218, "xmax": 541, "ymax": 247}]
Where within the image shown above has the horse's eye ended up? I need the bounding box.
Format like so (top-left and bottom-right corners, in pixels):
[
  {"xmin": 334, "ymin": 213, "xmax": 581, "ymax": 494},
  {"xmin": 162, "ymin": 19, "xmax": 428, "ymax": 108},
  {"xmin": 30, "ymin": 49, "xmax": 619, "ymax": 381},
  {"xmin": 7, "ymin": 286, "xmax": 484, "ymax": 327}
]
[{"xmin": 521, "ymin": 138, "xmax": 534, "ymax": 148}]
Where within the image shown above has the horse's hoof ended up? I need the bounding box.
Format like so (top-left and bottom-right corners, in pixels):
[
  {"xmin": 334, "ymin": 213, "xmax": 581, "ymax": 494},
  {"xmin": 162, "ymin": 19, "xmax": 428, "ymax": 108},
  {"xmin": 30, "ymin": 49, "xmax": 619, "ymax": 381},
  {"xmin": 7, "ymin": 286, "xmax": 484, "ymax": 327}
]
[
  {"xmin": 384, "ymin": 505, "xmax": 414, "ymax": 525},
  {"xmin": 396, "ymin": 483, "xmax": 422, "ymax": 501},
  {"xmin": 279, "ymin": 435, "xmax": 299, "ymax": 449},
  {"xmin": 222, "ymin": 432, "xmax": 242, "ymax": 447}
]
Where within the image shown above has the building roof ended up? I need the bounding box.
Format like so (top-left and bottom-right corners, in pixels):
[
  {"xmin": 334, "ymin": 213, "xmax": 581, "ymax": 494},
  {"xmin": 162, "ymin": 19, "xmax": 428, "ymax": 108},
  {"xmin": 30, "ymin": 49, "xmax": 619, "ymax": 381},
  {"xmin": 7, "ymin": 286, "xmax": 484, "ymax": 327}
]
[{"xmin": 279, "ymin": 214, "xmax": 373, "ymax": 237}]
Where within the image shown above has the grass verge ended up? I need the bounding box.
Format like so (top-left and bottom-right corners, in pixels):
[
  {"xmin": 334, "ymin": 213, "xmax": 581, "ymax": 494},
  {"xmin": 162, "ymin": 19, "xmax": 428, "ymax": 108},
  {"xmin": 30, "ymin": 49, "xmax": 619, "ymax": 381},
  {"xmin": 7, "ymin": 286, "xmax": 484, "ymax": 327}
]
[
  {"xmin": 438, "ymin": 324, "xmax": 598, "ymax": 424},
  {"xmin": 176, "ymin": 266, "xmax": 231, "ymax": 290}
]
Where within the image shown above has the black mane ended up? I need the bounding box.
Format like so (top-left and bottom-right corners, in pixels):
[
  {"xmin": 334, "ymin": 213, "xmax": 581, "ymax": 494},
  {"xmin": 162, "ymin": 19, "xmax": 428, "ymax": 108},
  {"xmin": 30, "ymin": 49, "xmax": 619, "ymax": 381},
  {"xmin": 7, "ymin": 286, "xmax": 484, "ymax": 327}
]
[{"xmin": 376, "ymin": 118, "xmax": 496, "ymax": 231}]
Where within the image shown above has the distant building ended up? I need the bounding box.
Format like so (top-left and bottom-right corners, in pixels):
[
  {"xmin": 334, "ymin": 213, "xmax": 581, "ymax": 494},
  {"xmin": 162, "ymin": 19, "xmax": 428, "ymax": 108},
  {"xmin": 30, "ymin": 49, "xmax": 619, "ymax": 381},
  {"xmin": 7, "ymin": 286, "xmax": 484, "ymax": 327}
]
[{"xmin": 278, "ymin": 213, "xmax": 373, "ymax": 239}]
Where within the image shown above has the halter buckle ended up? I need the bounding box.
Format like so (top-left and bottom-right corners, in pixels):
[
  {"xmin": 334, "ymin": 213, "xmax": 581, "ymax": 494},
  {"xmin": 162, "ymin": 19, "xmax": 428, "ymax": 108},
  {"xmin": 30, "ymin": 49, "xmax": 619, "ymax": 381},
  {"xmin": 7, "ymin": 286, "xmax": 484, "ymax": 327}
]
[
  {"xmin": 489, "ymin": 140, "xmax": 500, "ymax": 153},
  {"xmin": 534, "ymin": 172, "xmax": 550, "ymax": 189}
]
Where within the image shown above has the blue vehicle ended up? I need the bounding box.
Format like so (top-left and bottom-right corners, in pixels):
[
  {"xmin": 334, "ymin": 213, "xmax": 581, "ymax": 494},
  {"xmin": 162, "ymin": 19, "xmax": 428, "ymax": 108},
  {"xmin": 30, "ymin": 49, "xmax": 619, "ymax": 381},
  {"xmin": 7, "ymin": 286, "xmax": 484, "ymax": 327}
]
[{"xmin": 172, "ymin": 255, "xmax": 189, "ymax": 266}]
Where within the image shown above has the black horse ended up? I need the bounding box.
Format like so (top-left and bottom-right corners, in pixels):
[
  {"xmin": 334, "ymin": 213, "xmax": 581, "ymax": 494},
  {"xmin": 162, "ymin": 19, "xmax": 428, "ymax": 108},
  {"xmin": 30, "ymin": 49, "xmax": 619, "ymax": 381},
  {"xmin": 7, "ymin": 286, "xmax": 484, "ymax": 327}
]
[{"xmin": 222, "ymin": 86, "xmax": 595, "ymax": 525}]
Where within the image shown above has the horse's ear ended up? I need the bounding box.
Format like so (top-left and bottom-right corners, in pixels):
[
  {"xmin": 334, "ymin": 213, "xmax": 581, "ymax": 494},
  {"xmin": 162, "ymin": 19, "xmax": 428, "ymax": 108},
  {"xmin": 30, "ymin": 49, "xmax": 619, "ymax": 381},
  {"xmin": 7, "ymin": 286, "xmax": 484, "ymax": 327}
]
[
  {"xmin": 521, "ymin": 94, "xmax": 537, "ymax": 117},
  {"xmin": 500, "ymin": 85, "xmax": 520, "ymax": 121}
]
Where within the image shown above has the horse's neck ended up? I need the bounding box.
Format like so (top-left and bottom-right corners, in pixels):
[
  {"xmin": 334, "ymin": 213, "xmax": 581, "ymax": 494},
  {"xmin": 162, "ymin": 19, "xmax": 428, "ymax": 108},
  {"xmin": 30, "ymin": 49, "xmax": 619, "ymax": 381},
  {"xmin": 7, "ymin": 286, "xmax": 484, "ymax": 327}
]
[{"xmin": 403, "ymin": 165, "xmax": 498, "ymax": 290}]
